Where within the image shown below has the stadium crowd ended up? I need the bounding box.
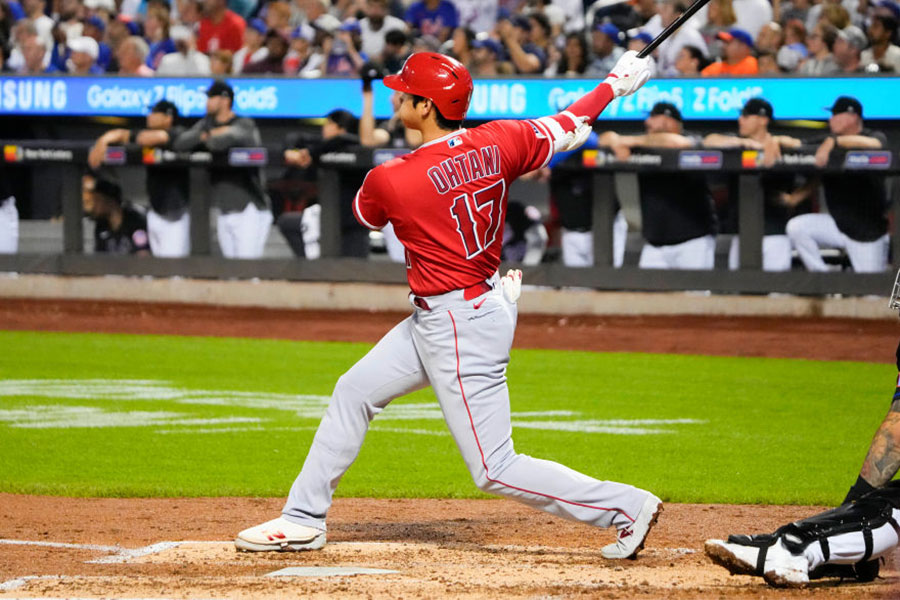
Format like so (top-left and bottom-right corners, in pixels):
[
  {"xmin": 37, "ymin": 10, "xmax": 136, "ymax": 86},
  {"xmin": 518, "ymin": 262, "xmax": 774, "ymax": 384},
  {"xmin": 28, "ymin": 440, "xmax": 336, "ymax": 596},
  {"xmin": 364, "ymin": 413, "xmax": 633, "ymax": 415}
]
[{"xmin": 2, "ymin": 0, "xmax": 900, "ymax": 78}]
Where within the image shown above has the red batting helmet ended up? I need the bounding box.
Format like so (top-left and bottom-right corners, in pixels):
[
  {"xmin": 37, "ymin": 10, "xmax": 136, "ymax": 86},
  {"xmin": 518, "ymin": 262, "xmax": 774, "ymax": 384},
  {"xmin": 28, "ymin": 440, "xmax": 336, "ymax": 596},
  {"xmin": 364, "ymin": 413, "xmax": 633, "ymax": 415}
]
[{"xmin": 383, "ymin": 52, "xmax": 474, "ymax": 121}]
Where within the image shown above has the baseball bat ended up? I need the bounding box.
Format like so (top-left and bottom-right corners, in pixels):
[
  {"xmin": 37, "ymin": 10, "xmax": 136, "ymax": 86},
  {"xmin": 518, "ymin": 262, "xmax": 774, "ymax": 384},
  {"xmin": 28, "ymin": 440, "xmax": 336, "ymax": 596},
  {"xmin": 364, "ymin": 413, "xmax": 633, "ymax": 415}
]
[{"xmin": 637, "ymin": 0, "xmax": 714, "ymax": 58}]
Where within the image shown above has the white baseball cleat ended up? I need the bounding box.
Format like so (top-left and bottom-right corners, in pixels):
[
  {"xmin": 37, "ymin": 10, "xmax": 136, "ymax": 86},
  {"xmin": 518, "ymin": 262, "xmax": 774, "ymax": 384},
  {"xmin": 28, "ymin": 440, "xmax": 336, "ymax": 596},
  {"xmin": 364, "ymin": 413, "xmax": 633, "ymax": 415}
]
[
  {"xmin": 234, "ymin": 516, "xmax": 326, "ymax": 552},
  {"xmin": 704, "ymin": 537, "xmax": 810, "ymax": 587},
  {"xmin": 704, "ymin": 538, "xmax": 763, "ymax": 575},
  {"xmin": 601, "ymin": 494, "xmax": 662, "ymax": 559},
  {"xmin": 762, "ymin": 539, "xmax": 810, "ymax": 588}
]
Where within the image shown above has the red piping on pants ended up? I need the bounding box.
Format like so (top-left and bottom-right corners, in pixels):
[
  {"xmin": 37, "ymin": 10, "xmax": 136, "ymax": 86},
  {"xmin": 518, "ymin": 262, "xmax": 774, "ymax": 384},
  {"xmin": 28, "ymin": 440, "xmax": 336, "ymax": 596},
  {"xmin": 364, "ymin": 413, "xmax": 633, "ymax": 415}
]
[{"xmin": 447, "ymin": 310, "xmax": 634, "ymax": 523}]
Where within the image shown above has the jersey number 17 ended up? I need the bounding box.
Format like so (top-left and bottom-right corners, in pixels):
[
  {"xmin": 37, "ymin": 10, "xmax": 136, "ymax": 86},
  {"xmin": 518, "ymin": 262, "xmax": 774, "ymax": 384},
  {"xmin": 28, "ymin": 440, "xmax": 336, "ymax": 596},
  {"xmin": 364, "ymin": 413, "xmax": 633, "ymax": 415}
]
[{"xmin": 449, "ymin": 180, "xmax": 506, "ymax": 260}]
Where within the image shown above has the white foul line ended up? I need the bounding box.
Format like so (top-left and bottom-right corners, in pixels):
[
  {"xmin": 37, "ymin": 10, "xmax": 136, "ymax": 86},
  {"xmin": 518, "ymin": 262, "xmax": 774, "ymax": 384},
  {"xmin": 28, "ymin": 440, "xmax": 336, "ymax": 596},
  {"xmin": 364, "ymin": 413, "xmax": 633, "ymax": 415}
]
[{"xmin": 0, "ymin": 538, "xmax": 121, "ymax": 552}]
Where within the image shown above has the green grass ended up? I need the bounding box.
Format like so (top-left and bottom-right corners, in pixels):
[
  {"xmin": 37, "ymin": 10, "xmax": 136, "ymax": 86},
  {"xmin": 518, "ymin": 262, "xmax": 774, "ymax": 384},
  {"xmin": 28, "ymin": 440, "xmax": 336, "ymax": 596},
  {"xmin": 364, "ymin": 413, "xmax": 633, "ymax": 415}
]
[{"xmin": 0, "ymin": 330, "xmax": 892, "ymax": 505}]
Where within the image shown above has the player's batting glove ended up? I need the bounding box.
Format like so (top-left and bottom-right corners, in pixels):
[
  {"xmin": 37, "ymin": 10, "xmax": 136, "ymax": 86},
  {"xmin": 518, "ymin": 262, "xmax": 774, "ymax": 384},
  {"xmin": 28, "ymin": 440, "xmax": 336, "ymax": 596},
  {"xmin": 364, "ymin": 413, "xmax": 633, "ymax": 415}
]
[
  {"xmin": 604, "ymin": 50, "xmax": 653, "ymax": 98},
  {"xmin": 500, "ymin": 269, "xmax": 523, "ymax": 304}
]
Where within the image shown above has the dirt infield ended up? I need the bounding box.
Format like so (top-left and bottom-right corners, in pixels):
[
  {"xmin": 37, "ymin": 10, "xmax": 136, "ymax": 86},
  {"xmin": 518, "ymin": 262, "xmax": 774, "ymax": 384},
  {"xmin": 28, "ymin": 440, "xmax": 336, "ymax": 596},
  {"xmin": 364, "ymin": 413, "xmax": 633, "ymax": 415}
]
[{"xmin": 2, "ymin": 298, "xmax": 899, "ymax": 598}]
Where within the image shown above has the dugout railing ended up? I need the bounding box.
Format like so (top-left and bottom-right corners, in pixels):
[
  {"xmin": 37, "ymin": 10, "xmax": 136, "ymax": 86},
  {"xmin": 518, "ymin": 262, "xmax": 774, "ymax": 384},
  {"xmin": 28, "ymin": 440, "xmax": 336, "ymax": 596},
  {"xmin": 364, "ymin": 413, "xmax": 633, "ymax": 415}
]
[{"xmin": 0, "ymin": 139, "xmax": 897, "ymax": 296}]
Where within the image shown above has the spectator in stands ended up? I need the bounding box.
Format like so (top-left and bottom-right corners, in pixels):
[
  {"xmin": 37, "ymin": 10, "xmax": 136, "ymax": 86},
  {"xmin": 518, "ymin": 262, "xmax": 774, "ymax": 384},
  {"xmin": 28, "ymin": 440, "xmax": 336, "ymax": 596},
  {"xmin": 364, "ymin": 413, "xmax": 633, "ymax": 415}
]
[
  {"xmin": 756, "ymin": 50, "xmax": 780, "ymax": 72},
  {"xmin": 326, "ymin": 20, "xmax": 367, "ymax": 75},
  {"xmin": 799, "ymin": 22, "xmax": 839, "ymax": 74},
  {"xmin": 284, "ymin": 25, "xmax": 318, "ymax": 74},
  {"xmin": 404, "ymin": 0, "xmax": 457, "ymax": 42},
  {"xmin": 82, "ymin": 15, "xmax": 112, "ymax": 71},
  {"xmin": 547, "ymin": 31, "xmax": 588, "ymax": 75},
  {"xmin": 862, "ymin": 14, "xmax": 900, "ymax": 71},
  {"xmin": 56, "ymin": 0, "xmax": 84, "ymax": 43},
  {"xmin": 599, "ymin": 102, "xmax": 717, "ymax": 271},
  {"xmin": 197, "ymin": 0, "xmax": 245, "ymax": 53},
  {"xmin": 776, "ymin": 18, "xmax": 807, "ymax": 71},
  {"xmin": 586, "ymin": 21, "xmax": 624, "ymax": 76},
  {"xmin": 89, "ymin": 100, "xmax": 190, "ymax": 258},
  {"xmin": 244, "ymin": 29, "xmax": 289, "ymax": 72},
  {"xmin": 755, "ymin": 22, "xmax": 783, "ymax": 55},
  {"xmin": 785, "ymin": 96, "xmax": 889, "ymax": 273},
  {"xmin": 498, "ymin": 14, "xmax": 547, "ymax": 74},
  {"xmin": 780, "ymin": 0, "xmax": 811, "ymax": 27},
  {"xmin": 627, "ymin": 30, "xmax": 653, "ymax": 54},
  {"xmin": 380, "ymin": 28, "xmax": 408, "ymax": 72},
  {"xmin": 22, "ymin": 0, "xmax": 52, "ymax": 51},
  {"xmin": 278, "ymin": 109, "xmax": 365, "ymax": 259},
  {"xmin": 145, "ymin": 5, "xmax": 174, "ymax": 70},
  {"xmin": 210, "ymin": 48, "xmax": 233, "ymax": 74},
  {"xmin": 470, "ymin": 36, "xmax": 508, "ymax": 75},
  {"xmin": 448, "ymin": 26, "xmax": 474, "ymax": 66},
  {"xmin": 116, "ymin": 35, "xmax": 153, "ymax": 75},
  {"xmin": 7, "ymin": 20, "xmax": 39, "ymax": 72},
  {"xmin": 359, "ymin": 0, "xmax": 406, "ymax": 59},
  {"xmin": 66, "ymin": 36, "xmax": 104, "ymax": 74},
  {"xmin": 820, "ymin": 3, "xmax": 852, "ymax": 30},
  {"xmin": 673, "ymin": 44, "xmax": 707, "ymax": 74},
  {"xmin": 527, "ymin": 13, "xmax": 553, "ymax": 63},
  {"xmin": 232, "ymin": 18, "xmax": 267, "ymax": 73},
  {"xmin": 81, "ymin": 174, "xmax": 150, "ymax": 256},
  {"xmin": 647, "ymin": 0, "xmax": 708, "ymax": 73},
  {"xmin": 732, "ymin": 0, "xmax": 771, "ymax": 38},
  {"xmin": 174, "ymin": 80, "xmax": 273, "ymax": 260},
  {"xmin": 703, "ymin": 98, "xmax": 806, "ymax": 271},
  {"xmin": 264, "ymin": 1, "xmax": 292, "ymax": 35},
  {"xmin": 176, "ymin": 0, "xmax": 203, "ymax": 28},
  {"xmin": 701, "ymin": 28, "xmax": 758, "ymax": 75},
  {"xmin": 17, "ymin": 34, "xmax": 47, "ymax": 73},
  {"xmin": 699, "ymin": 0, "xmax": 736, "ymax": 51},
  {"xmin": 833, "ymin": 24, "xmax": 867, "ymax": 72},
  {"xmin": 455, "ymin": 0, "xmax": 498, "ymax": 34},
  {"xmin": 156, "ymin": 25, "xmax": 211, "ymax": 75}
]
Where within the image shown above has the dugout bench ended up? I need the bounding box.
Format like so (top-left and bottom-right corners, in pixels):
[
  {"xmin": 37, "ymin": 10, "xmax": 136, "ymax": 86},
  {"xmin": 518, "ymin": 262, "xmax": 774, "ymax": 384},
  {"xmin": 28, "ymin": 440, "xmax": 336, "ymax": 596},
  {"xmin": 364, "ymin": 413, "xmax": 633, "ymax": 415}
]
[{"xmin": 0, "ymin": 139, "xmax": 897, "ymax": 297}]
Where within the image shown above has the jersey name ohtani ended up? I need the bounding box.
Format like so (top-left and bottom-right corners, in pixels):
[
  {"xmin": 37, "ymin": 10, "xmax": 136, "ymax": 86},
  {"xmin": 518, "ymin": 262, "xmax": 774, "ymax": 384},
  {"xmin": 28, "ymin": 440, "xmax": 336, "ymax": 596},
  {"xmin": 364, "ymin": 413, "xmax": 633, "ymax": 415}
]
[{"xmin": 427, "ymin": 145, "xmax": 501, "ymax": 194}]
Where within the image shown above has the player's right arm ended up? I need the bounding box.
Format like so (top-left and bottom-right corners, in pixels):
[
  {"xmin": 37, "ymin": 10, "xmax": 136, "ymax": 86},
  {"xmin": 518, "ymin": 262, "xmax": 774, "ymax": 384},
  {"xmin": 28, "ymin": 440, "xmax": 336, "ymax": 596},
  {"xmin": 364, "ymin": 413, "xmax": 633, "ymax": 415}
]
[
  {"xmin": 172, "ymin": 119, "xmax": 207, "ymax": 152},
  {"xmin": 352, "ymin": 166, "xmax": 392, "ymax": 231}
]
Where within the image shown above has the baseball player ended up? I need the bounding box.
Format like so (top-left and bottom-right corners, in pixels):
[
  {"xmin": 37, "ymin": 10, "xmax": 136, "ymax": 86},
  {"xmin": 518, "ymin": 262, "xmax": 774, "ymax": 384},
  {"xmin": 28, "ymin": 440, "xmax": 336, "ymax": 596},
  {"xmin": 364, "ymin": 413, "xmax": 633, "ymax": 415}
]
[
  {"xmin": 785, "ymin": 96, "xmax": 890, "ymax": 273},
  {"xmin": 81, "ymin": 173, "xmax": 151, "ymax": 255},
  {"xmin": 173, "ymin": 81, "xmax": 273, "ymax": 259},
  {"xmin": 599, "ymin": 102, "xmax": 718, "ymax": 270},
  {"xmin": 0, "ymin": 164, "xmax": 18, "ymax": 254},
  {"xmin": 236, "ymin": 50, "xmax": 662, "ymax": 559},
  {"xmin": 89, "ymin": 100, "xmax": 191, "ymax": 257},
  {"xmin": 702, "ymin": 98, "xmax": 805, "ymax": 272}
]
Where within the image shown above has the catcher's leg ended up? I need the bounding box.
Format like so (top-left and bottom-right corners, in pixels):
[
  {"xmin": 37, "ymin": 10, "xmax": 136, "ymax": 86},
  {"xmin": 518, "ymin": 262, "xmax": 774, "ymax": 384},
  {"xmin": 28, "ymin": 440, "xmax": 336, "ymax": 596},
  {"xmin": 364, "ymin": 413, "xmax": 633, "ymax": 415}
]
[{"xmin": 706, "ymin": 483, "xmax": 900, "ymax": 587}]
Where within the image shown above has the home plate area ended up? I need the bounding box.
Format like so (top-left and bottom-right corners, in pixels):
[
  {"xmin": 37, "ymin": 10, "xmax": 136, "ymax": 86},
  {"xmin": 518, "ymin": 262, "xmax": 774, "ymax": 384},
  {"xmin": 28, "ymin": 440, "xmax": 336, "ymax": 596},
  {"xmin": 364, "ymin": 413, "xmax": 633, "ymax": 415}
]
[{"xmin": 1, "ymin": 536, "xmax": 898, "ymax": 599}]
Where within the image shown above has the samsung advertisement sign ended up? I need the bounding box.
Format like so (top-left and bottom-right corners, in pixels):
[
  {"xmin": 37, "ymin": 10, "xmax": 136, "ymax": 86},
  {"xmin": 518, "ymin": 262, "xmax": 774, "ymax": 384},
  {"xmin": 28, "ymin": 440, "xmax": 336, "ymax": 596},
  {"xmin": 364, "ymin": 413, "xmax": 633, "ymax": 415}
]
[{"xmin": 1, "ymin": 75, "xmax": 899, "ymax": 120}]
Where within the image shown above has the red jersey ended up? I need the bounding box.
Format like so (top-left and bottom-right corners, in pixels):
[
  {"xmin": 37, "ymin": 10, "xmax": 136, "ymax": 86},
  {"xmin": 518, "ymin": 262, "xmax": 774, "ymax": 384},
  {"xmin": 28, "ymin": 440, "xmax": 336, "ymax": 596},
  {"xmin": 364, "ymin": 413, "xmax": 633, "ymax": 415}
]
[
  {"xmin": 197, "ymin": 10, "xmax": 246, "ymax": 53},
  {"xmin": 354, "ymin": 120, "xmax": 554, "ymax": 296}
]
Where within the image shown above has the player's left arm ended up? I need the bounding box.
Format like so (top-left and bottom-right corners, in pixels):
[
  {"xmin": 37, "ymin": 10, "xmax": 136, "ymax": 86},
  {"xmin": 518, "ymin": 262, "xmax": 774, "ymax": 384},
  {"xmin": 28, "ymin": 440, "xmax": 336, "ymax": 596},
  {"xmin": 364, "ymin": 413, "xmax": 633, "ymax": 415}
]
[
  {"xmin": 529, "ymin": 50, "xmax": 652, "ymax": 160},
  {"xmin": 204, "ymin": 119, "xmax": 259, "ymax": 151},
  {"xmin": 134, "ymin": 129, "xmax": 170, "ymax": 147}
]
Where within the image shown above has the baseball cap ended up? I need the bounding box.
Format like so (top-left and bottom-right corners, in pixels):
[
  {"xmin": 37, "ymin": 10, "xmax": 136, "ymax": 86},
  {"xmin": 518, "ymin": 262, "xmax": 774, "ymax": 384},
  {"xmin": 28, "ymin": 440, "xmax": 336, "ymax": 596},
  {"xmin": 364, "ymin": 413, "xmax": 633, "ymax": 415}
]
[
  {"xmin": 827, "ymin": 95, "xmax": 863, "ymax": 117},
  {"xmin": 837, "ymin": 25, "xmax": 868, "ymax": 50},
  {"xmin": 169, "ymin": 25, "xmax": 193, "ymax": 42},
  {"xmin": 151, "ymin": 99, "xmax": 179, "ymax": 118},
  {"xmin": 206, "ymin": 80, "xmax": 234, "ymax": 99},
  {"xmin": 649, "ymin": 101, "xmax": 682, "ymax": 122},
  {"xmin": 248, "ymin": 18, "xmax": 267, "ymax": 35},
  {"xmin": 594, "ymin": 22, "xmax": 623, "ymax": 43},
  {"xmin": 85, "ymin": 15, "xmax": 106, "ymax": 32},
  {"xmin": 472, "ymin": 37, "xmax": 503, "ymax": 56},
  {"xmin": 717, "ymin": 28, "xmax": 754, "ymax": 48},
  {"xmin": 291, "ymin": 24, "xmax": 315, "ymax": 40},
  {"xmin": 68, "ymin": 36, "xmax": 99, "ymax": 59},
  {"xmin": 93, "ymin": 178, "xmax": 122, "ymax": 204},
  {"xmin": 510, "ymin": 14, "xmax": 532, "ymax": 31},
  {"xmin": 741, "ymin": 97, "xmax": 773, "ymax": 119},
  {"xmin": 338, "ymin": 19, "xmax": 361, "ymax": 33},
  {"xmin": 631, "ymin": 30, "xmax": 653, "ymax": 44},
  {"xmin": 877, "ymin": 0, "xmax": 900, "ymax": 18}
]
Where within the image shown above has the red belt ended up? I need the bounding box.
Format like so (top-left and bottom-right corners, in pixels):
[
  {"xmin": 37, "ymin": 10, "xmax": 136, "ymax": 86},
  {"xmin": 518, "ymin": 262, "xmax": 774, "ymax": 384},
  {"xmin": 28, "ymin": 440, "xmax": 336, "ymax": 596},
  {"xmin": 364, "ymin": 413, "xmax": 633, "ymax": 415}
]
[{"xmin": 413, "ymin": 280, "xmax": 492, "ymax": 311}]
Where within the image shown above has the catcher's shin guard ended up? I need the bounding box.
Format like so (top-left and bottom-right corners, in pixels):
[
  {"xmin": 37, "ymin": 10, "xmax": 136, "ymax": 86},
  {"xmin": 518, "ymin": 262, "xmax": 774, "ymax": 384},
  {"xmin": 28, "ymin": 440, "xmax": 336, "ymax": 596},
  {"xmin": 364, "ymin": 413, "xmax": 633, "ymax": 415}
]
[{"xmin": 727, "ymin": 482, "xmax": 900, "ymax": 583}]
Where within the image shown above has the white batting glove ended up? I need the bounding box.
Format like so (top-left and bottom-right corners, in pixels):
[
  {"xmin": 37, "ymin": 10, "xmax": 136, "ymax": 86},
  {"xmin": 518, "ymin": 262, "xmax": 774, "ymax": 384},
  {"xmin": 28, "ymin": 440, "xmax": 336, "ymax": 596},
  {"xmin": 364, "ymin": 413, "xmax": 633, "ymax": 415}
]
[
  {"xmin": 558, "ymin": 112, "xmax": 593, "ymax": 153},
  {"xmin": 500, "ymin": 269, "xmax": 523, "ymax": 304},
  {"xmin": 604, "ymin": 50, "xmax": 653, "ymax": 98}
]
